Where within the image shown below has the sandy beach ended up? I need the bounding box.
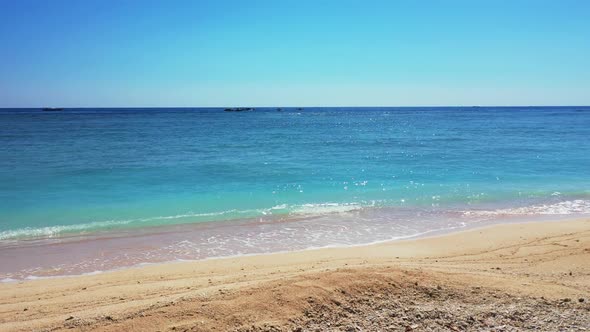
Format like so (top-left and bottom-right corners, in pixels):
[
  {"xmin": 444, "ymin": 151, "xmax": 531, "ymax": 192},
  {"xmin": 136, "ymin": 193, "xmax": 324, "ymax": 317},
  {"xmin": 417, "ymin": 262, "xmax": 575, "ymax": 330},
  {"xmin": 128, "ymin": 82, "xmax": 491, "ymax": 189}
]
[{"xmin": 1, "ymin": 218, "xmax": 589, "ymax": 331}]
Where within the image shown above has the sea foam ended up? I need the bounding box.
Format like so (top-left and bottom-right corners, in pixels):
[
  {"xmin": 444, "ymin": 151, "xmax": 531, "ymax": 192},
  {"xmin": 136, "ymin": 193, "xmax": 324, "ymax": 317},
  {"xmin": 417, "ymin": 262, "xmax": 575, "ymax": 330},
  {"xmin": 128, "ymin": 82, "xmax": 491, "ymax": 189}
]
[
  {"xmin": 0, "ymin": 202, "xmax": 368, "ymax": 241},
  {"xmin": 462, "ymin": 199, "xmax": 590, "ymax": 217}
]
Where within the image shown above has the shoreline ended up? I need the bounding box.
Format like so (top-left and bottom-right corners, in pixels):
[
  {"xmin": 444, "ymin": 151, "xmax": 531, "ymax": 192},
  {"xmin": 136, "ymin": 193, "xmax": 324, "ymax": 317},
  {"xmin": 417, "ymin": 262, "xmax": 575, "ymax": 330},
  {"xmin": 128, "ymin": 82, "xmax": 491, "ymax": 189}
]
[
  {"xmin": 0, "ymin": 210, "xmax": 587, "ymax": 283},
  {"xmin": 0, "ymin": 224, "xmax": 458, "ymax": 283},
  {"xmin": 3, "ymin": 196, "xmax": 589, "ymax": 243},
  {"xmin": 1, "ymin": 218, "xmax": 589, "ymax": 331}
]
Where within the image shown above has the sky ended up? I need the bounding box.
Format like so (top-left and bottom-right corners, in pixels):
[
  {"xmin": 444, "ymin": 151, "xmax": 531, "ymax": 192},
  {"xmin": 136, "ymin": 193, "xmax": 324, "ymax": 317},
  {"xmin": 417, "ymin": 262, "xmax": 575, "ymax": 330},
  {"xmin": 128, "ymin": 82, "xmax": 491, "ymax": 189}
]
[{"xmin": 0, "ymin": 0, "xmax": 589, "ymax": 107}]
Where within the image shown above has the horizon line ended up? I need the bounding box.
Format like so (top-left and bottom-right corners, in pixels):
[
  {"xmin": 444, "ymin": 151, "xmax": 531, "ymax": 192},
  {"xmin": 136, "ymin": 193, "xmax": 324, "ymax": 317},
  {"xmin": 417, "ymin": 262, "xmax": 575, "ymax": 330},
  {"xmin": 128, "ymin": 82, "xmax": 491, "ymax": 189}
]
[{"xmin": 2, "ymin": 105, "xmax": 590, "ymax": 110}]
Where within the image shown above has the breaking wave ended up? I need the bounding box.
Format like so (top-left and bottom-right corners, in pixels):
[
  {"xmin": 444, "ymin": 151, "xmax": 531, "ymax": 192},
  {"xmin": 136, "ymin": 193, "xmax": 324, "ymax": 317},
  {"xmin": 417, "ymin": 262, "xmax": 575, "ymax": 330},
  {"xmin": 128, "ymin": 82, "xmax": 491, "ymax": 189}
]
[
  {"xmin": 462, "ymin": 199, "xmax": 590, "ymax": 217},
  {"xmin": 0, "ymin": 202, "xmax": 368, "ymax": 241}
]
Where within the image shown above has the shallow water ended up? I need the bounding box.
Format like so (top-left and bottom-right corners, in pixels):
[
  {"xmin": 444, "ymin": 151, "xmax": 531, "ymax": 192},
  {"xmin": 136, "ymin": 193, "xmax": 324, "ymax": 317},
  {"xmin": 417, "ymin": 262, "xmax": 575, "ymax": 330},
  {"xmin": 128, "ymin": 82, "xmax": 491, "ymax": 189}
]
[{"xmin": 1, "ymin": 107, "xmax": 589, "ymax": 279}]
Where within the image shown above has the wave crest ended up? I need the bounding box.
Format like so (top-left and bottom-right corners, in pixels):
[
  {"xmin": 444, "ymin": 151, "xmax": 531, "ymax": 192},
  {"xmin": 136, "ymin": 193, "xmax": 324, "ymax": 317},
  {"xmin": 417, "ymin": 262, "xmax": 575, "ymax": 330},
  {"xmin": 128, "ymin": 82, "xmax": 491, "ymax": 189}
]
[
  {"xmin": 0, "ymin": 202, "xmax": 368, "ymax": 241},
  {"xmin": 462, "ymin": 199, "xmax": 590, "ymax": 217}
]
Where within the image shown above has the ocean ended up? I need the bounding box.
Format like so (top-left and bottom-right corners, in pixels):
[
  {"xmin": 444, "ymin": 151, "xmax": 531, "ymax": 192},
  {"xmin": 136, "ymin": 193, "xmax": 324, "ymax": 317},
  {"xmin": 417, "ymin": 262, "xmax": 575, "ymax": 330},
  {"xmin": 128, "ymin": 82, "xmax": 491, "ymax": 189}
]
[{"xmin": 1, "ymin": 107, "xmax": 589, "ymax": 280}]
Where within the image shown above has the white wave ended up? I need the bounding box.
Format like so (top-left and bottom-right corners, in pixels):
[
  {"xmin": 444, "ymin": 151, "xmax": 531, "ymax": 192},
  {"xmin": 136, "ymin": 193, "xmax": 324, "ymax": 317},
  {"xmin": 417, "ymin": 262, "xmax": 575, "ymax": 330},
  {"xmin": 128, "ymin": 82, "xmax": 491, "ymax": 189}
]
[
  {"xmin": 290, "ymin": 202, "xmax": 363, "ymax": 215},
  {"xmin": 256, "ymin": 202, "xmax": 364, "ymax": 216},
  {"xmin": 0, "ymin": 209, "xmax": 249, "ymax": 241},
  {"xmin": 463, "ymin": 199, "xmax": 590, "ymax": 217},
  {"xmin": 259, "ymin": 204, "xmax": 289, "ymax": 215},
  {"xmin": 0, "ymin": 219, "xmax": 133, "ymax": 241},
  {"xmin": 0, "ymin": 202, "xmax": 369, "ymax": 241}
]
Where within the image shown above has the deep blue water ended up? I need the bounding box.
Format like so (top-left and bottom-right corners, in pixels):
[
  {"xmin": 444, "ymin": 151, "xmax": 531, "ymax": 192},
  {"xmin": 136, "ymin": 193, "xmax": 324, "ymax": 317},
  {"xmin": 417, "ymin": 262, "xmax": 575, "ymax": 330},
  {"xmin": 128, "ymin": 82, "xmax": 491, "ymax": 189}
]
[{"xmin": 1, "ymin": 107, "xmax": 590, "ymax": 241}]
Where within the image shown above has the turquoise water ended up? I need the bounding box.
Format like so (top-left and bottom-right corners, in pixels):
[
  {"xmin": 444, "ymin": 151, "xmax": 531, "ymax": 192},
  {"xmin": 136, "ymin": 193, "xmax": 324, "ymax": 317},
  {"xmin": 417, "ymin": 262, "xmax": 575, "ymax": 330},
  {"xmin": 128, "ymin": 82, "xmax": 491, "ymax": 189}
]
[
  {"xmin": 1, "ymin": 106, "xmax": 590, "ymax": 279},
  {"xmin": 1, "ymin": 107, "xmax": 590, "ymax": 241}
]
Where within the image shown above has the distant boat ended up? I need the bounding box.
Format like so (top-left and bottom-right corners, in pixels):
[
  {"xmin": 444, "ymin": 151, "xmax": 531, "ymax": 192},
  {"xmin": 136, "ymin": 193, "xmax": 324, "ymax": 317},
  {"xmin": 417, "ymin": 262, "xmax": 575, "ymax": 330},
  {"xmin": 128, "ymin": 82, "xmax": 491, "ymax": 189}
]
[
  {"xmin": 224, "ymin": 107, "xmax": 253, "ymax": 112},
  {"xmin": 42, "ymin": 107, "xmax": 64, "ymax": 112}
]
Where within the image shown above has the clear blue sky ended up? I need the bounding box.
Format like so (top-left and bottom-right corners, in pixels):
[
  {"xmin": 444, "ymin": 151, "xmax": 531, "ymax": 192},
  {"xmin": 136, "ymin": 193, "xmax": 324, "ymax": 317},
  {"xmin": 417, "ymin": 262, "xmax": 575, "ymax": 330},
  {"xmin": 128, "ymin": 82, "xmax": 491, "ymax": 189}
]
[{"xmin": 1, "ymin": 0, "xmax": 589, "ymax": 107}]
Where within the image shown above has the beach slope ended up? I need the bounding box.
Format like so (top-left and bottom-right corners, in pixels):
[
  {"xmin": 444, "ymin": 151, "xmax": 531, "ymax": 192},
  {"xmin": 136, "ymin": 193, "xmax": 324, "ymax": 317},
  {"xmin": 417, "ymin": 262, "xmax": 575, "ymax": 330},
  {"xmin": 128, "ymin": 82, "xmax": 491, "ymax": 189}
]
[{"xmin": 1, "ymin": 219, "xmax": 589, "ymax": 331}]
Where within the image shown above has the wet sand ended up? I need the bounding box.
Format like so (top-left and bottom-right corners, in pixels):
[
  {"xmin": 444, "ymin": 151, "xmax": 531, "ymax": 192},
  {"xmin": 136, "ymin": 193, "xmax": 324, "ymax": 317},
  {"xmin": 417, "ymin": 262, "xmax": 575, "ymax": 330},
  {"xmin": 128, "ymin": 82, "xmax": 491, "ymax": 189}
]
[{"xmin": 1, "ymin": 218, "xmax": 589, "ymax": 331}]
